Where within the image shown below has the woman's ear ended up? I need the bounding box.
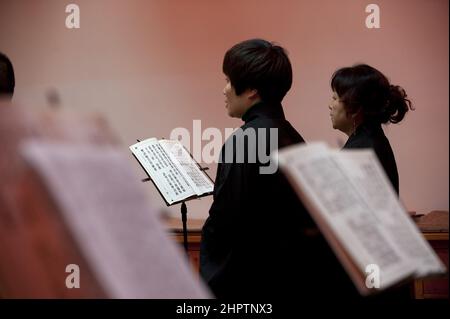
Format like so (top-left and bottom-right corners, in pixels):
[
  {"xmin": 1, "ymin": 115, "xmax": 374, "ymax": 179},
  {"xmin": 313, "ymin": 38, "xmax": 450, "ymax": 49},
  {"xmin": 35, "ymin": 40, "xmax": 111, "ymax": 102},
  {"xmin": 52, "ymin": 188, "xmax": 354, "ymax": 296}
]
[
  {"xmin": 350, "ymin": 108, "xmax": 364, "ymax": 124},
  {"xmin": 349, "ymin": 107, "xmax": 363, "ymax": 118},
  {"xmin": 345, "ymin": 111, "xmax": 355, "ymax": 119}
]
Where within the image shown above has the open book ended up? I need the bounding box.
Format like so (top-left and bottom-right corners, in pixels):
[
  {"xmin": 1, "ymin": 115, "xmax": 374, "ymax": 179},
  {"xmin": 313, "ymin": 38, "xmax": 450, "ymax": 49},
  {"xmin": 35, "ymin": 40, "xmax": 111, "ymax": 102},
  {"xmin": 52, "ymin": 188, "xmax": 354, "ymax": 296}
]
[
  {"xmin": 275, "ymin": 142, "xmax": 446, "ymax": 296},
  {"xmin": 129, "ymin": 138, "xmax": 214, "ymax": 205}
]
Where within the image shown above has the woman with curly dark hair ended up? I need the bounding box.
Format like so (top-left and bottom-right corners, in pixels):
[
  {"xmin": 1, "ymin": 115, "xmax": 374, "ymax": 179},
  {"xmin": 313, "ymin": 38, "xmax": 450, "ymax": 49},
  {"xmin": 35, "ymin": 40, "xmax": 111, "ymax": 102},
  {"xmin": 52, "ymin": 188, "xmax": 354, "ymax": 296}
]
[
  {"xmin": 328, "ymin": 64, "xmax": 415, "ymax": 300},
  {"xmin": 329, "ymin": 64, "xmax": 413, "ymax": 194}
]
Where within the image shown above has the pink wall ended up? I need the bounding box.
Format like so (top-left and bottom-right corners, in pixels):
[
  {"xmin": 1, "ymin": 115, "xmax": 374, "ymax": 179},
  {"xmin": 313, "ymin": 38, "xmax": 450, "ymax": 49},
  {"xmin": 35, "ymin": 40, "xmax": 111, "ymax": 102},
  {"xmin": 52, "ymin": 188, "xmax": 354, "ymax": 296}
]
[{"xmin": 1, "ymin": 0, "xmax": 448, "ymax": 218}]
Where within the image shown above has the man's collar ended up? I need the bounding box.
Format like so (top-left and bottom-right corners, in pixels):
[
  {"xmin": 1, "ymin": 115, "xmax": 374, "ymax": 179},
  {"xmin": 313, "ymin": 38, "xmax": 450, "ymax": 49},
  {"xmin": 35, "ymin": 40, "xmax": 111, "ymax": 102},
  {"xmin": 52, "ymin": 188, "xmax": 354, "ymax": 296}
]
[{"xmin": 241, "ymin": 100, "xmax": 285, "ymax": 123}]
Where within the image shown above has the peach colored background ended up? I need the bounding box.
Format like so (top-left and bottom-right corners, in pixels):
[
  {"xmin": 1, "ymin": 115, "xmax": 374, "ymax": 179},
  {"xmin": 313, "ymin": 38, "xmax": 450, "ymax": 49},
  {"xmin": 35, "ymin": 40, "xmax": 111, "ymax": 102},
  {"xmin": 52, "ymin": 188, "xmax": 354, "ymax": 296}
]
[{"xmin": 1, "ymin": 0, "xmax": 448, "ymax": 218}]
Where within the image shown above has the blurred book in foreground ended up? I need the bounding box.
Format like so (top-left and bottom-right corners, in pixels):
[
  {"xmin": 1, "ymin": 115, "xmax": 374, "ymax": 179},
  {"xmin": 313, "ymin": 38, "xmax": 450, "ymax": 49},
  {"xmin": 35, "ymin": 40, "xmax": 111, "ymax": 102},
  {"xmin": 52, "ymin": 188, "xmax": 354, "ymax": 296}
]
[
  {"xmin": 0, "ymin": 103, "xmax": 210, "ymax": 298},
  {"xmin": 276, "ymin": 142, "xmax": 446, "ymax": 296}
]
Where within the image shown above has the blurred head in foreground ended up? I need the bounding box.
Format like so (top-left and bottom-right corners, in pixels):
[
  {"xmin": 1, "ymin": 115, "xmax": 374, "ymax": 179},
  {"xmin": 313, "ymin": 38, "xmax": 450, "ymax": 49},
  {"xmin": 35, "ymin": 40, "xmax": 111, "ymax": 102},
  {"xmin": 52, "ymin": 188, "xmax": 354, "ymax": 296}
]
[{"xmin": 0, "ymin": 52, "xmax": 15, "ymax": 100}]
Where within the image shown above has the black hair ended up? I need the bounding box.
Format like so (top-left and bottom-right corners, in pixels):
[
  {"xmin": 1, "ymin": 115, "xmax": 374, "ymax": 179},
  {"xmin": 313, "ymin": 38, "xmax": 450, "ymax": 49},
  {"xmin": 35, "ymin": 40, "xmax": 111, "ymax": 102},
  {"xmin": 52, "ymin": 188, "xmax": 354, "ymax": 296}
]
[
  {"xmin": 331, "ymin": 64, "xmax": 413, "ymax": 124},
  {"xmin": 0, "ymin": 52, "xmax": 15, "ymax": 96},
  {"xmin": 222, "ymin": 39, "xmax": 292, "ymax": 103}
]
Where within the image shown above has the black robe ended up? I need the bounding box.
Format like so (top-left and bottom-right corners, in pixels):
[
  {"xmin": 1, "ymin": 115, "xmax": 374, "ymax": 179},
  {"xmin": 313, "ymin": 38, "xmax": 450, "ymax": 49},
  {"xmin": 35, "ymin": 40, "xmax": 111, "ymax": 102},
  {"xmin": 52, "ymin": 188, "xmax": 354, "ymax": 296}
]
[
  {"xmin": 200, "ymin": 101, "xmax": 311, "ymax": 298},
  {"xmin": 343, "ymin": 122, "xmax": 399, "ymax": 194}
]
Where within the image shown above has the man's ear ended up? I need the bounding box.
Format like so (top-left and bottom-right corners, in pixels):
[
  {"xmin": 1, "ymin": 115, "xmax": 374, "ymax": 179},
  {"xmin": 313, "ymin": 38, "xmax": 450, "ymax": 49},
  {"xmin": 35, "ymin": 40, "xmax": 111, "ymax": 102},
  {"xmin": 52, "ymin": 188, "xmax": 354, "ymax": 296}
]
[{"xmin": 246, "ymin": 88, "xmax": 259, "ymax": 101}]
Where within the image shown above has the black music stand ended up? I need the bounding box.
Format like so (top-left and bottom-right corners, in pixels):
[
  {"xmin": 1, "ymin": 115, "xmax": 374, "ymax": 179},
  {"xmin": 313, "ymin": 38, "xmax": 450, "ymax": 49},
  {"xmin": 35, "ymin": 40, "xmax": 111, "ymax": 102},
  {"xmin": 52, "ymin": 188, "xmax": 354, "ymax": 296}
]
[{"xmin": 134, "ymin": 139, "xmax": 213, "ymax": 255}]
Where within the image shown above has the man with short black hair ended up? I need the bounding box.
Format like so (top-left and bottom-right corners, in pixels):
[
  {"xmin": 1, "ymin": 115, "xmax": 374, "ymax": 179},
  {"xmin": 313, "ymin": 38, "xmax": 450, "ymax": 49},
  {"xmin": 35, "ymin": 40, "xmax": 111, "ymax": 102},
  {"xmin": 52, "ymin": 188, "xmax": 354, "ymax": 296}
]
[
  {"xmin": 200, "ymin": 39, "xmax": 309, "ymax": 298},
  {"xmin": 0, "ymin": 52, "xmax": 15, "ymax": 99}
]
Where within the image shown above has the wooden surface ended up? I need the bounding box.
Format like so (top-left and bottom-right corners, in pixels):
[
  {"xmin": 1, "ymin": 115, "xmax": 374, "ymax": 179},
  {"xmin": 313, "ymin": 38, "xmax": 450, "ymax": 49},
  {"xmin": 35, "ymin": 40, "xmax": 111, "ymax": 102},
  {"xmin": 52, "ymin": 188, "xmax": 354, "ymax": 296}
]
[
  {"xmin": 413, "ymin": 211, "xmax": 449, "ymax": 299},
  {"xmin": 164, "ymin": 217, "xmax": 204, "ymax": 273}
]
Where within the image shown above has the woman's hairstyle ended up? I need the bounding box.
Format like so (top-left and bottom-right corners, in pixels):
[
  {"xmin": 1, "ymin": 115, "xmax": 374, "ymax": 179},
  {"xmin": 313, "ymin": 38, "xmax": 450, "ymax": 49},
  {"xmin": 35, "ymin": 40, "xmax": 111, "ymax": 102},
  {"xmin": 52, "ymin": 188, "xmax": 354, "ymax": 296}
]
[
  {"xmin": 331, "ymin": 64, "xmax": 413, "ymax": 124},
  {"xmin": 223, "ymin": 39, "xmax": 292, "ymax": 103}
]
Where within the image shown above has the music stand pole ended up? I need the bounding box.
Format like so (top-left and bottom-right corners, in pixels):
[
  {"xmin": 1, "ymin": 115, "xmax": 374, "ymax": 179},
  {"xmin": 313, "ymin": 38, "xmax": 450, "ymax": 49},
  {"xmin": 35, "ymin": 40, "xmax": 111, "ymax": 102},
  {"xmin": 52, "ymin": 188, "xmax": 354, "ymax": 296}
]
[{"xmin": 181, "ymin": 201, "xmax": 188, "ymax": 254}]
